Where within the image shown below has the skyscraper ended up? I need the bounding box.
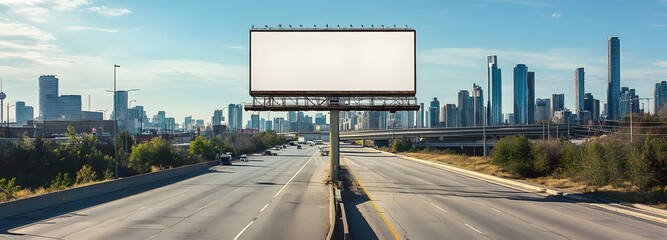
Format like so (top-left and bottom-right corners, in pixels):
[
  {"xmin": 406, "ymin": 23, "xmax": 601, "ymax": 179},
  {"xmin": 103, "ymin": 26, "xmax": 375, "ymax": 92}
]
[
  {"xmin": 58, "ymin": 95, "xmax": 82, "ymax": 120},
  {"xmin": 655, "ymin": 81, "xmax": 667, "ymax": 114},
  {"xmin": 472, "ymin": 84, "xmax": 484, "ymax": 126},
  {"xmin": 416, "ymin": 102, "xmax": 424, "ymax": 128},
  {"xmin": 429, "ymin": 97, "xmax": 440, "ymax": 128},
  {"xmin": 535, "ymin": 98, "xmax": 551, "ymax": 123},
  {"xmin": 38, "ymin": 75, "xmax": 59, "ymax": 120},
  {"xmin": 513, "ymin": 64, "xmax": 528, "ymax": 125},
  {"xmin": 584, "ymin": 93, "xmax": 599, "ymax": 120},
  {"xmin": 444, "ymin": 104, "xmax": 457, "ymax": 127},
  {"xmin": 607, "ymin": 36, "xmax": 621, "ymax": 120},
  {"xmin": 527, "ymin": 72, "xmax": 535, "ymax": 124},
  {"xmin": 114, "ymin": 90, "xmax": 128, "ymax": 130},
  {"xmin": 315, "ymin": 113, "xmax": 326, "ymax": 125},
  {"xmin": 212, "ymin": 109, "xmax": 223, "ymax": 125},
  {"xmin": 457, "ymin": 90, "xmax": 472, "ymax": 127},
  {"xmin": 552, "ymin": 94, "xmax": 565, "ymax": 119},
  {"xmin": 227, "ymin": 104, "xmax": 243, "ymax": 131},
  {"xmin": 620, "ymin": 87, "xmax": 639, "ymax": 117},
  {"xmin": 575, "ymin": 68, "xmax": 585, "ymax": 114},
  {"xmin": 487, "ymin": 56, "xmax": 503, "ymax": 126},
  {"xmin": 15, "ymin": 101, "xmax": 27, "ymax": 125}
]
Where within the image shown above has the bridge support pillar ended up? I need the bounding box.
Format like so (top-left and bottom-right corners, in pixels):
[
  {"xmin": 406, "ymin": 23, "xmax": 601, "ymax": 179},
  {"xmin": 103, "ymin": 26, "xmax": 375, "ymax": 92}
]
[
  {"xmin": 361, "ymin": 139, "xmax": 366, "ymax": 147},
  {"xmin": 330, "ymin": 110, "xmax": 340, "ymax": 182}
]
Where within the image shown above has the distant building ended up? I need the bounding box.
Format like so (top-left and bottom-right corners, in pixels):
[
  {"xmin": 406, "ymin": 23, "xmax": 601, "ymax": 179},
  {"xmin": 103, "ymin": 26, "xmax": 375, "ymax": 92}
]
[
  {"xmin": 607, "ymin": 36, "xmax": 621, "ymax": 120},
  {"xmin": 527, "ymin": 72, "xmax": 535, "ymax": 124},
  {"xmin": 227, "ymin": 104, "xmax": 243, "ymax": 131},
  {"xmin": 575, "ymin": 67, "xmax": 585, "ymax": 115},
  {"xmin": 513, "ymin": 64, "xmax": 528, "ymax": 125},
  {"xmin": 458, "ymin": 90, "xmax": 473, "ymax": 127},
  {"xmin": 443, "ymin": 104, "xmax": 457, "ymax": 128},
  {"xmin": 620, "ymin": 87, "xmax": 639, "ymax": 117},
  {"xmin": 472, "ymin": 84, "xmax": 484, "ymax": 126},
  {"xmin": 315, "ymin": 113, "xmax": 326, "ymax": 125},
  {"xmin": 81, "ymin": 111, "xmax": 103, "ymax": 121},
  {"xmin": 212, "ymin": 109, "xmax": 223, "ymax": 125},
  {"xmin": 416, "ymin": 102, "xmax": 424, "ymax": 128},
  {"xmin": 184, "ymin": 116, "xmax": 192, "ymax": 131},
  {"xmin": 535, "ymin": 98, "xmax": 551, "ymax": 123},
  {"xmin": 655, "ymin": 81, "xmax": 667, "ymax": 113},
  {"xmin": 429, "ymin": 97, "xmax": 440, "ymax": 128},
  {"xmin": 583, "ymin": 93, "xmax": 599, "ymax": 120},
  {"xmin": 58, "ymin": 95, "xmax": 82, "ymax": 120},
  {"xmin": 251, "ymin": 113, "xmax": 259, "ymax": 130},
  {"xmin": 38, "ymin": 75, "xmax": 59, "ymax": 120},
  {"xmin": 15, "ymin": 101, "xmax": 34, "ymax": 126},
  {"xmin": 487, "ymin": 55, "xmax": 503, "ymax": 126},
  {"xmin": 113, "ymin": 90, "xmax": 128, "ymax": 130},
  {"xmin": 552, "ymin": 94, "xmax": 565, "ymax": 118}
]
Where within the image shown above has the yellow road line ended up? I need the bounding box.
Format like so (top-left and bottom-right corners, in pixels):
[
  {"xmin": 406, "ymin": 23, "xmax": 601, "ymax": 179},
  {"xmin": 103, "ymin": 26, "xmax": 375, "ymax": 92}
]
[{"xmin": 343, "ymin": 157, "xmax": 401, "ymax": 240}]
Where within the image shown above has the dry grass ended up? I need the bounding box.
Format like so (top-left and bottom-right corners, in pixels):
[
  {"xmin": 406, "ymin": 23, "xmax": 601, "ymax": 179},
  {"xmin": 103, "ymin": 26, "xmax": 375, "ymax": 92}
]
[
  {"xmin": 401, "ymin": 150, "xmax": 667, "ymax": 209},
  {"xmin": 403, "ymin": 152, "xmax": 512, "ymax": 178}
]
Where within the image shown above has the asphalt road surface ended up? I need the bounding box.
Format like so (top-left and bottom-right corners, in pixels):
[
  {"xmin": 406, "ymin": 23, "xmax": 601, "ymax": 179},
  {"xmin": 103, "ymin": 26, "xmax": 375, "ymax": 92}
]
[
  {"xmin": 341, "ymin": 145, "xmax": 667, "ymax": 240},
  {"xmin": 0, "ymin": 145, "xmax": 330, "ymax": 240}
]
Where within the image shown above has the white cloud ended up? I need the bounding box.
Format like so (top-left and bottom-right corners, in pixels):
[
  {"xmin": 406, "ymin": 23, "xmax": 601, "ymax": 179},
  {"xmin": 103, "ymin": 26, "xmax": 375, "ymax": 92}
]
[
  {"xmin": 551, "ymin": 12, "xmax": 562, "ymax": 18},
  {"xmin": 64, "ymin": 26, "xmax": 119, "ymax": 33},
  {"xmin": 0, "ymin": 0, "xmax": 93, "ymax": 22},
  {"xmin": 220, "ymin": 45, "xmax": 245, "ymax": 50},
  {"xmin": 655, "ymin": 61, "xmax": 667, "ymax": 67},
  {"xmin": 482, "ymin": 0, "xmax": 552, "ymax": 7},
  {"xmin": 87, "ymin": 6, "xmax": 131, "ymax": 17},
  {"xmin": 651, "ymin": 23, "xmax": 667, "ymax": 28}
]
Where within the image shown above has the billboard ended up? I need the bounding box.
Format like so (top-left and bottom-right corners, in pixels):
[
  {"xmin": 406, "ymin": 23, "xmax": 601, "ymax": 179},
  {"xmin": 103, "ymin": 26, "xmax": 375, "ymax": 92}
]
[{"xmin": 250, "ymin": 29, "xmax": 416, "ymax": 96}]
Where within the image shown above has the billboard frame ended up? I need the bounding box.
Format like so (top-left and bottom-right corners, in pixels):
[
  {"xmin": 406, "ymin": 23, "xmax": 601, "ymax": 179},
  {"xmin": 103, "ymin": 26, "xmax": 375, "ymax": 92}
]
[{"xmin": 249, "ymin": 28, "xmax": 416, "ymax": 97}]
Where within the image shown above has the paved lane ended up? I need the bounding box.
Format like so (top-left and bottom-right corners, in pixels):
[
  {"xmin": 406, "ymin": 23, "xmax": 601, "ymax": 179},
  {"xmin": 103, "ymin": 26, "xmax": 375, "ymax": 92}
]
[
  {"xmin": 0, "ymin": 145, "xmax": 330, "ymax": 240},
  {"xmin": 342, "ymin": 145, "xmax": 667, "ymax": 240}
]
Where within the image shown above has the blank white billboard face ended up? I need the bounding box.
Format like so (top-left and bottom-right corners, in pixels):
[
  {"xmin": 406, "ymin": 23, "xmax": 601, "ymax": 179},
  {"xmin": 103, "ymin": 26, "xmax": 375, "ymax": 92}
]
[{"xmin": 250, "ymin": 30, "xmax": 415, "ymax": 96}]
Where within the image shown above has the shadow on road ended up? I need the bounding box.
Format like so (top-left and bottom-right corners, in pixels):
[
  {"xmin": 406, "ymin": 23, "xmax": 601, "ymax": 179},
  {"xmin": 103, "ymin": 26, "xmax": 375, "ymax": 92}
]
[
  {"xmin": 0, "ymin": 168, "xmax": 218, "ymax": 235},
  {"xmin": 340, "ymin": 166, "xmax": 379, "ymax": 240}
]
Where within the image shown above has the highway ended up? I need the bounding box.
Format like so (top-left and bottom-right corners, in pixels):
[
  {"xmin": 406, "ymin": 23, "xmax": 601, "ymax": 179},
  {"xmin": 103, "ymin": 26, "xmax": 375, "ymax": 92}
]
[
  {"xmin": 0, "ymin": 145, "xmax": 330, "ymax": 240},
  {"xmin": 341, "ymin": 145, "xmax": 667, "ymax": 240}
]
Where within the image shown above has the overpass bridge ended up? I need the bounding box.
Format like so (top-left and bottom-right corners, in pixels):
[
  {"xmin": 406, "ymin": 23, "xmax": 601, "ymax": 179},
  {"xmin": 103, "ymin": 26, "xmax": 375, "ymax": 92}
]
[{"xmin": 340, "ymin": 124, "xmax": 608, "ymax": 153}]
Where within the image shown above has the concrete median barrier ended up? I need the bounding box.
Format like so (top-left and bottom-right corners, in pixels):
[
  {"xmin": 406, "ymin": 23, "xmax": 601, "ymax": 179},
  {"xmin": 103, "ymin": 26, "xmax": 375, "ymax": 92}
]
[{"xmin": 0, "ymin": 161, "xmax": 218, "ymax": 219}]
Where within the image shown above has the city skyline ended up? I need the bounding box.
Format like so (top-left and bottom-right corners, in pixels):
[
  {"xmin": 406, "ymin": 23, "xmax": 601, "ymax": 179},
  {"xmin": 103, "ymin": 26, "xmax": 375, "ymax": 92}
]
[{"xmin": 1, "ymin": 1, "xmax": 667, "ymax": 123}]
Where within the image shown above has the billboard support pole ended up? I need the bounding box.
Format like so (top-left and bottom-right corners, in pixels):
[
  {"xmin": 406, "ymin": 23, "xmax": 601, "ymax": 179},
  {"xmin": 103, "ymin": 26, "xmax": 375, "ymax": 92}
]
[{"xmin": 330, "ymin": 110, "xmax": 340, "ymax": 182}]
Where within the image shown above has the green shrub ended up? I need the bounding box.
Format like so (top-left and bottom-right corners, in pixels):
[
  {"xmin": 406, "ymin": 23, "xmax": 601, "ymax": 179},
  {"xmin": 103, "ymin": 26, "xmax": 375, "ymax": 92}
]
[
  {"xmin": 129, "ymin": 137, "xmax": 183, "ymax": 174},
  {"xmin": 75, "ymin": 164, "xmax": 97, "ymax": 185},
  {"xmin": 392, "ymin": 138, "xmax": 413, "ymax": 152},
  {"xmin": 49, "ymin": 173, "xmax": 73, "ymax": 191},
  {"xmin": 103, "ymin": 168, "xmax": 115, "ymax": 180},
  {"xmin": 532, "ymin": 140, "xmax": 565, "ymax": 176},
  {"xmin": 0, "ymin": 178, "xmax": 21, "ymax": 201},
  {"xmin": 492, "ymin": 135, "xmax": 534, "ymax": 177}
]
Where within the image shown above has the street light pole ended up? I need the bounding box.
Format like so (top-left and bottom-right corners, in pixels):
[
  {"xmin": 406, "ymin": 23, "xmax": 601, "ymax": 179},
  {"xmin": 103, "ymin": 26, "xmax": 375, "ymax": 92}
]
[{"xmin": 113, "ymin": 64, "xmax": 119, "ymax": 179}]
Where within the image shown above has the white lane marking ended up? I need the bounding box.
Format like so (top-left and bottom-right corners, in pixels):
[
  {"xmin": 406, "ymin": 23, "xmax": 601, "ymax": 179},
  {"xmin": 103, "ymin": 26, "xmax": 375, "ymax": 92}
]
[
  {"xmin": 429, "ymin": 202, "xmax": 448, "ymax": 213},
  {"xmin": 259, "ymin": 203, "xmax": 270, "ymax": 213},
  {"xmin": 491, "ymin": 208, "xmax": 502, "ymax": 213},
  {"xmin": 465, "ymin": 224, "xmax": 483, "ymax": 234},
  {"xmin": 233, "ymin": 151, "xmax": 317, "ymax": 240},
  {"xmin": 345, "ymin": 158, "xmax": 358, "ymax": 166},
  {"xmin": 273, "ymin": 152, "xmax": 316, "ymax": 199},
  {"xmin": 234, "ymin": 219, "xmax": 255, "ymax": 240}
]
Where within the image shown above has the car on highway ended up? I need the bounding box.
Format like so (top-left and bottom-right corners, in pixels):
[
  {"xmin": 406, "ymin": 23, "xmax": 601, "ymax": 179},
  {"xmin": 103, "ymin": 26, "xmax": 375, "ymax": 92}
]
[
  {"xmin": 262, "ymin": 150, "xmax": 272, "ymax": 156},
  {"xmin": 282, "ymin": 144, "xmax": 287, "ymax": 148},
  {"xmin": 240, "ymin": 154, "xmax": 248, "ymax": 162},
  {"xmin": 297, "ymin": 145, "xmax": 302, "ymax": 149},
  {"xmin": 219, "ymin": 153, "xmax": 232, "ymax": 165}
]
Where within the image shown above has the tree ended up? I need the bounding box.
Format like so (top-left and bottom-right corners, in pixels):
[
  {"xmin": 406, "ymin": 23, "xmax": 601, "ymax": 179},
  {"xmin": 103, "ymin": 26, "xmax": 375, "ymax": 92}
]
[
  {"xmin": 492, "ymin": 135, "xmax": 534, "ymax": 177},
  {"xmin": 129, "ymin": 137, "xmax": 183, "ymax": 173}
]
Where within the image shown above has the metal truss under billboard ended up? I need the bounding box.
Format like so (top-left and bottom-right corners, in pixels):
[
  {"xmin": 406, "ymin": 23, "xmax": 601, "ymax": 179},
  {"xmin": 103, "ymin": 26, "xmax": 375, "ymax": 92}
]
[{"xmin": 244, "ymin": 96, "xmax": 419, "ymax": 111}]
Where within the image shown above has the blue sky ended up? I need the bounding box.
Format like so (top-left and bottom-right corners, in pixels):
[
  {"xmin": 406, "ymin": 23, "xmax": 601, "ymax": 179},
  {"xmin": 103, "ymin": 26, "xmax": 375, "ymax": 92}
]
[{"xmin": 1, "ymin": 0, "xmax": 667, "ymax": 124}]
